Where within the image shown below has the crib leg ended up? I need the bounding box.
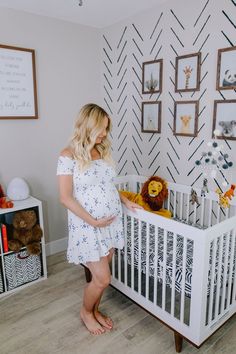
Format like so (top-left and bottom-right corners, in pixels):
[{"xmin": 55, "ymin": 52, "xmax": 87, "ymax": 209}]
[
  {"xmin": 174, "ymin": 332, "xmax": 183, "ymax": 353},
  {"xmin": 84, "ymin": 266, "xmax": 92, "ymax": 282}
]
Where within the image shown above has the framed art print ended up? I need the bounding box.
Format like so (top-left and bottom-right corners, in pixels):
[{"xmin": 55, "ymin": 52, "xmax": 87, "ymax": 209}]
[
  {"xmin": 0, "ymin": 44, "xmax": 38, "ymax": 119},
  {"xmin": 175, "ymin": 52, "xmax": 201, "ymax": 92},
  {"xmin": 141, "ymin": 101, "xmax": 162, "ymax": 133},
  {"xmin": 216, "ymin": 46, "xmax": 236, "ymax": 90},
  {"xmin": 212, "ymin": 100, "xmax": 236, "ymax": 140},
  {"xmin": 173, "ymin": 100, "xmax": 199, "ymax": 137},
  {"xmin": 142, "ymin": 59, "xmax": 163, "ymax": 94}
]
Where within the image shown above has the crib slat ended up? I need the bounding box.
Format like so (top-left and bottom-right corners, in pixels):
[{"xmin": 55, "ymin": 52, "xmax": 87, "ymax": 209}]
[
  {"xmin": 145, "ymin": 223, "xmax": 150, "ymax": 300},
  {"xmin": 138, "ymin": 219, "xmax": 142, "ymax": 295},
  {"xmin": 118, "ymin": 248, "xmax": 121, "ymax": 282},
  {"xmin": 131, "ymin": 216, "xmax": 134, "ymax": 290},
  {"xmin": 208, "ymin": 199, "xmax": 213, "ymax": 227},
  {"xmin": 162, "ymin": 229, "xmax": 167, "ymax": 310},
  {"xmin": 227, "ymin": 229, "xmax": 236, "ymax": 308},
  {"xmin": 171, "ymin": 233, "xmax": 177, "ymax": 316},
  {"xmin": 231, "ymin": 230, "xmax": 236, "ymax": 303},
  {"xmin": 180, "ymin": 193, "xmax": 183, "ymax": 220},
  {"xmin": 186, "ymin": 194, "xmax": 190, "ymax": 223},
  {"xmin": 214, "ymin": 235, "xmax": 224, "ymax": 320},
  {"xmin": 221, "ymin": 231, "xmax": 230, "ymax": 313},
  {"xmin": 200, "ymin": 197, "xmax": 205, "ymax": 227},
  {"xmin": 180, "ymin": 237, "xmax": 187, "ymax": 323},
  {"xmin": 112, "ymin": 249, "xmax": 115, "ymax": 278},
  {"xmin": 124, "ymin": 214, "xmax": 128, "ymax": 286},
  {"xmin": 208, "ymin": 239, "xmax": 217, "ymax": 324},
  {"xmin": 173, "ymin": 191, "xmax": 177, "ymax": 218},
  {"xmin": 154, "ymin": 225, "xmax": 158, "ymax": 305},
  {"xmin": 193, "ymin": 202, "xmax": 197, "ymax": 225},
  {"xmin": 216, "ymin": 204, "xmax": 221, "ymax": 224}
]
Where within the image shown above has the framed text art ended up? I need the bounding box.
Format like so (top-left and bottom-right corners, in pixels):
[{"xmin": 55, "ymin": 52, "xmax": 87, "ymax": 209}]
[
  {"xmin": 212, "ymin": 100, "xmax": 236, "ymax": 140},
  {"xmin": 175, "ymin": 52, "xmax": 201, "ymax": 92},
  {"xmin": 173, "ymin": 100, "xmax": 199, "ymax": 137},
  {"xmin": 142, "ymin": 59, "xmax": 163, "ymax": 94},
  {"xmin": 216, "ymin": 46, "xmax": 236, "ymax": 90},
  {"xmin": 141, "ymin": 101, "xmax": 162, "ymax": 133},
  {"xmin": 0, "ymin": 44, "xmax": 38, "ymax": 119}
]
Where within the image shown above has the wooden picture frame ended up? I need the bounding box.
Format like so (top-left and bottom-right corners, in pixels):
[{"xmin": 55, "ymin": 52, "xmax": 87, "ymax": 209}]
[
  {"xmin": 216, "ymin": 46, "xmax": 236, "ymax": 91},
  {"xmin": 212, "ymin": 100, "xmax": 236, "ymax": 140},
  {"xmin": 141, "ymin": 101, "xmax": 162, "ymax": 133},
  {"xmin": 173, "ymin": 100, "xmax": 199, "ymax": 137},
  {"xmin": 142, "ymin": 59, "xmax": 163, "ymax": 94},
  {"xmin": 175, "ymin": 52, "xmax": 201, "ymax": 92},
  {"xmin": 0, "ymin": 44, "xmax": 38, "ymax": 119}
]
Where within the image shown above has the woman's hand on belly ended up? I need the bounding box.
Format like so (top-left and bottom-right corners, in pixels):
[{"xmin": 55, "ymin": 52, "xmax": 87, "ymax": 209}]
[{"xmin": 92, "ymin": 215, "xmax": 116, "ymax": 228}]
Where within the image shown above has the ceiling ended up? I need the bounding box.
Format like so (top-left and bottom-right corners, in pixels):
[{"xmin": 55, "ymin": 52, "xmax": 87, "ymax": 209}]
[{"xmin": 0, "ymin": 0, "xmax": 168, "ymax": 28}]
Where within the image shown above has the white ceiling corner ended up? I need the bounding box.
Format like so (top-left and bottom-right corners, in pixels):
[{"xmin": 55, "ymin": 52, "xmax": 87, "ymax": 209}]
[{"xmin": 0, "ymin": 0, "xmax": 168, "ymax": 28}]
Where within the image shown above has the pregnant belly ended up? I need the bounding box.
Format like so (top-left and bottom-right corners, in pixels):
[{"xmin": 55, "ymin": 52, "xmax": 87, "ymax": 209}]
[{"xmin": 78, "ymin": 185, "xmax": 122, "ymax": 219}]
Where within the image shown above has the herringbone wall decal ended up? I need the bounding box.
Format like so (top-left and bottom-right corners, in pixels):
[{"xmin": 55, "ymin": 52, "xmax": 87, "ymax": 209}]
[{"xmin": 101, "ymin": 0, "xmax": 236, "ymax": 189}]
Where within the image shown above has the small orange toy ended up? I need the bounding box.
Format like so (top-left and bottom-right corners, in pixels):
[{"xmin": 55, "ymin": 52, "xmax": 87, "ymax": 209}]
[
  {"xmin": 224, "ymin": 184, "xmax": 236, "ymax": 200},
  {"xmin": 0, "ymin": 197, "xmax": 14, "ymax": 209}
]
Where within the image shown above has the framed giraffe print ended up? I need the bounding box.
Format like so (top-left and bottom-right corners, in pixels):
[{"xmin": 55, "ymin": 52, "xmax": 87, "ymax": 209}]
[{"xmin": 175, "ymin": 52, "xmax": 201, "ymax": 92}]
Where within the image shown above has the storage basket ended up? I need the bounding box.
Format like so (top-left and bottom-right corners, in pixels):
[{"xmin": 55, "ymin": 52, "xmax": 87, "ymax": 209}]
[
  {"xmin": 0, "ymin": 264, "xmax": 4, "ymax": 293},
  {"xmin": 4, "ymin": 250, "xmax": 42, "ymax": 291}
]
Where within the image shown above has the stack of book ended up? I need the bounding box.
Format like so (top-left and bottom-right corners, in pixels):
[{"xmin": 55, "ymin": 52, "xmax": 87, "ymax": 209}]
[{"xmin": 0, "ymin": 224, "xmax": 9, "ymax": 253}]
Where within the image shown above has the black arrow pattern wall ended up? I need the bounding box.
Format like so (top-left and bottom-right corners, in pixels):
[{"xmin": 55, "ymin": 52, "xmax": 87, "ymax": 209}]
[{"xmin": 101, "ymin": 0, "xmax": 236, "ymax": 189}]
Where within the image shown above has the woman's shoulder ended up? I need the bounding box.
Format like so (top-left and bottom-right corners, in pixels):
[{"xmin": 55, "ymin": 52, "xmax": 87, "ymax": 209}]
[{"xmin": 59, "ymin": 147, "xmax": 74, "ymax": 159}]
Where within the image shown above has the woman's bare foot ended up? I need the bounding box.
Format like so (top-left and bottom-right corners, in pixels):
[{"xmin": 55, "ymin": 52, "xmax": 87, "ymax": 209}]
[
  {"xmin": 80, "ymin": 307, "xmax": 105, "ymax": 335},
  {"xmin": 94, "ymin": 310, "xmax": 113, "ymax": 330}
]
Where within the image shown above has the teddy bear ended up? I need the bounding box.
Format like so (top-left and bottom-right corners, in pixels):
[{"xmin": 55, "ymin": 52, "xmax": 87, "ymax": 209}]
[
  {"xmin": 8, "ymin": 210, "xmax": 43, "ymax": 255},
  {"xmin": 120, "ymin": 176, "xmax": 171, "ymax": 218}
]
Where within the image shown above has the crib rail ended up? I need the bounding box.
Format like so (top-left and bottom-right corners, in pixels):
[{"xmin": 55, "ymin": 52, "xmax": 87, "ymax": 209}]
[
  {"xmin": 113, "ymin": 175, "xmax": 236, "ymax": 346},
  {"xmin": 116, "ymin": 174, "xmax": 236, "ymax": 228}
]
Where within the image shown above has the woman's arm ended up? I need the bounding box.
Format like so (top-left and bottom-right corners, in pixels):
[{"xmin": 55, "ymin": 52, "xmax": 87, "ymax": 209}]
[
  {"xmin": 119, "ymin": 191, "xmax": 143, "ymax": 212},
  {"xmin": 58, "ymin": 175, "xmax": 115, "ymax": 227}
]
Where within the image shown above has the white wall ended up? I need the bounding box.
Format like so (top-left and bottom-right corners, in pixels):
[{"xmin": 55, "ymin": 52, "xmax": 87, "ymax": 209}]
[
  {"xmin": 101, "ymin": 0, "xmax": 236, "ymax": 191},
  {"xmin": 0, "ymin": 7, "xmax": 101, "ymax": 243}
]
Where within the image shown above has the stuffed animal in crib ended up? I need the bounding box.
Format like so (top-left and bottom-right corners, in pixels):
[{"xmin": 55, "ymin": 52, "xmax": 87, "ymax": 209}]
[
  {"xmin": 224, "ymin": 184, "xmax": 236, "ymax": 200},
  {"xmin": 120, "ymin": 176, "xmax": 171, "ymax": 218}
]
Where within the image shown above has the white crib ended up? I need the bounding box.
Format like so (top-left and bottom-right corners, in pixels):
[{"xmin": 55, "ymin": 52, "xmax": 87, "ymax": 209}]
[{"xmin": 111, "ymin": 175, "xmax": 236, "ymax": 352}]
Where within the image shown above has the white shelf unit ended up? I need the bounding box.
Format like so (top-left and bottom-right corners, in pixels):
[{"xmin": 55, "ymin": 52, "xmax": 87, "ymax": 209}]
[{"xmin": 0, "ymin": 197, "xmax": 47, "ymax": 298}]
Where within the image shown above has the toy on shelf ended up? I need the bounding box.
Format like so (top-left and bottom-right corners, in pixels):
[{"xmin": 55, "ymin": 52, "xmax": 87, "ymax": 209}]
[
  {"xmin": 0, "ymin": 184, "xmax": 14, "ymax": 208},
  {"xmin": 120, "ymin": 176, "xmax": 172, "ymax": 218},
  {"xmin": 8, "ymin": 210, "xmax": 43, "ymax": 255}
]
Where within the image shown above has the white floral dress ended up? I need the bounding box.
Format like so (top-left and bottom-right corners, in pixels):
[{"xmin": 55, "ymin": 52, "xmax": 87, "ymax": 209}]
[{"xmin": 57, "ymin": 156, "xmax": 124, "ymax": 264}]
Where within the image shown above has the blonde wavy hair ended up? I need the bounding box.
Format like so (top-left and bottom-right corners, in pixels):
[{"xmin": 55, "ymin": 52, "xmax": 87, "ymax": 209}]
[{"xmin": 69, "ymin": 103, "xmax": 114, "ymax": 171}]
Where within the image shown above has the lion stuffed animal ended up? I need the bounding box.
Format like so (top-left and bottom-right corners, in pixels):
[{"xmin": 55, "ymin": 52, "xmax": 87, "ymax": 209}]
[{"xmin": 120, "ymin": 176, "xmax": 171, "ymax": 218}]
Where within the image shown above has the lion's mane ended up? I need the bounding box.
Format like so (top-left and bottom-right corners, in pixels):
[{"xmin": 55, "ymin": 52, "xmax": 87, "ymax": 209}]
[{"xmin": 141, "ymin": 176, "xmax": 168, "ymax": 211}]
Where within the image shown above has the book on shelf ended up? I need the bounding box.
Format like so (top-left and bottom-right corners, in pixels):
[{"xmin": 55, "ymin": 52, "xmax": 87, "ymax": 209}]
[{"xmin": 1, "ymin": 224, "xmax": 9, "ymax": 253}]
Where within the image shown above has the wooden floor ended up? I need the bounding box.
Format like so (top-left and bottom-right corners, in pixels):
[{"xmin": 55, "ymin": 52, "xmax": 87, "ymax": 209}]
[{"xmin": 0, "ymin": 252, "xmax": 236, "ymax": 354}]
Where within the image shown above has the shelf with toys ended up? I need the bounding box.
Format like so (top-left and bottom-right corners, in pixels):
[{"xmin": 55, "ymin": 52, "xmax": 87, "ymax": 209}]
[{"xmin": 0, "ymin": 195, "xmax": 47, "ymax": 298}]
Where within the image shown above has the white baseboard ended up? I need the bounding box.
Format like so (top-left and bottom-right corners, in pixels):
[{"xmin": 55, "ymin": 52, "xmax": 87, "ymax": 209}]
[{"xmin": 46, "ymin": 237, "xmax": 68, "ymax": 256}]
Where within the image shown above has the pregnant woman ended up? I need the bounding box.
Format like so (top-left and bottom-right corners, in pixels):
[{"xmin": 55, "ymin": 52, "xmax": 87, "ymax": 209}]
[{"xmin": 57, "ymin": 103, "xmax": 141, "ymax": 335}]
